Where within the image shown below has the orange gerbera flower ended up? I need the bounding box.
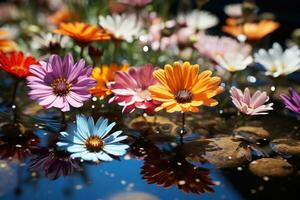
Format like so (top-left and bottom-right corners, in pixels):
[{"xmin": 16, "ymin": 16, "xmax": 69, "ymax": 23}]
[
  {"xmin": 89, "ymin": 64, "xmax": 128, "ymax": 99},
  {"xmin": 222, "ymin": 18, "xmax": 279, "ymax": 41},
  {"xmin": 0, "ymin": 29, "xmax": 17, "ymax": 52},
  {"xmin": 0, "ymin": 51, "xmax": 37, "ymax": 78},
  {"xmin": 48, "ymin": 7, "xmax": 78, "ymax": 25},
  {"xmin": 149, "ymin": 61, "xmax": 223, "ymax": 113},
  {"xmin": 54, "ymin": 22, "xmax": 111, "ymax": 44}
]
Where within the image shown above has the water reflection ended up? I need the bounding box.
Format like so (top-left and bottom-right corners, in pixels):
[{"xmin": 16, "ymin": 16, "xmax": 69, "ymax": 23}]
[{"xmin": 130, "ymin": 138, "xmax": 215, "ymax": 194}]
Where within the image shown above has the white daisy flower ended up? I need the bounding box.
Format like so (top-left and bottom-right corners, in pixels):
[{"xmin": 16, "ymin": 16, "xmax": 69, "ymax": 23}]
[
  {"xmin": 215, "ymin": 53, "xmax": 253, "ymax": 72},
  {"xmin": 99, "ymin": 14, "xmax": 142, "ymax": 42},
  {"xmin": 254, "ymin": 43, "xmax": 300, "ymax": 77},
  {"xmin": 31, "ymin": 32, "xmax": 71, "ymax": 50},
  {"xmin": 177, "ymin": 10, "xmax": 218, "ymax": 31}
]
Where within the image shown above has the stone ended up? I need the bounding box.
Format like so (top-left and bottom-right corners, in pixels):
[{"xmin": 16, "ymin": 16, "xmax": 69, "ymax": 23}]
[
  {"xmin": 234, "ymin": 126, "xmax": 269, "ymax": 139},
  {"xmin": 271, "ymin": 138, "xmax": 300, "ymax": 156},
  {"xmin": 249, "ymin": 158, "xmax": 293, "ymax": 177},
  {"xmin": 203, "ymin": 136, "xmax": 250, "ymax": 168}
]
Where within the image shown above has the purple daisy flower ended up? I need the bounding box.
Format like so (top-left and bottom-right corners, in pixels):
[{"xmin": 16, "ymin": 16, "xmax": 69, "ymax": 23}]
[
  {"xmin": 27, "ymin": 53, "xmax": 96, "ymax": 112},
  {"xmin": 280, "ymin": 87, "xmax": 300, "ymax": 114}
]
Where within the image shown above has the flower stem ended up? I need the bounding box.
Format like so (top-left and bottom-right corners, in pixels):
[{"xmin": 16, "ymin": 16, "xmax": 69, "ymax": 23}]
[
  {"xmin": 180, "ymin": 112, "xmax": 185, "ymax": 145},
  {"xmin": 11, "ymin": 78, "xmax": 19, "ymax": 105},
  {"xmin": 80, "ymin": 46, "xmax": 85, "ymax": 58},
  {"xmin": 61, "ymin": 111, "xmax": 66, "ymax": 128}
]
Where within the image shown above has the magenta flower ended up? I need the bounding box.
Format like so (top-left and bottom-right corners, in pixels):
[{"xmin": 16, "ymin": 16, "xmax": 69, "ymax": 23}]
[
  {"xmin": 120, "ymin": 0, "xmax": 152, "ymax": 7},
  {"xmin": 108, "ymin": 64, "xmax": 160, "ymax": 114},
  {"xmin": 27, "ymin": 53, "xmax": 96, "ymax": 112},
  {"xmin": 230, "ymin": 87, "xmax": 273, "ymax": 115},
  {"xmin": 280, "ymin": 87, "xmax": 300, "ymax": 114}
]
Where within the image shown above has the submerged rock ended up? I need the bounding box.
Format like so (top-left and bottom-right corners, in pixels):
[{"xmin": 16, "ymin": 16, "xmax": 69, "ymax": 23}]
[
  {"xmin": 249, "ymin": 158, "xmax": 293, "ymax": 177},
  {"xmin": 271, "ymin": 138, "xmax": 300, "ymax": 156},
  {"xmin": 203, "ymin": 136, "xmax": 250, "ymax": 168},
  {"xmin": 234, "ymin": 126, "xmax": 269, "ymax": 140}
]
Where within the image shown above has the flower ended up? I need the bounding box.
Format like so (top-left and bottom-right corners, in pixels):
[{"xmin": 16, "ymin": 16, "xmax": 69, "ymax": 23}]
[
  {"xmin": 31, "ymin": 32, "xmax": 71, "ymax": 51},
  {"xmin": 0, "ymin": 51, "xmax": 37, "ymax": 78},
  {"xmin": 56, "ymin": 114, "xmax": 129, "ymax": 162},
  {"xmin": 89, "ymin": 64, "xmax": 128, "ymax": 100},
  {"xmin": 0, "ymin": 28, "xmax": 18, "ymax": 52},
  {"xmin": 54, "ymin": 22, "xmax": 111, "ymax": 44},
  {"xmin": 149, "ymin": 61, "xmax": 223, "ymax": 113},
  {"xmin": 230, "ymin": 87, "xmax": 273, "ymax": 115},
  {"xmin": 177, "ymin": 10, "xmax": 218, "ymax": 31},
  {"xmin": 108, "ymin": 64, "xmax": 160, "ymax": 113},
  {"xmin": 280, "ymin": 87, "xmax": 300, "ymax": 115},
  {"xmin": 194, "ymin": 34, "xmax": 252, "ymax": 63},
  {"xmin": 48, "ymin": 7, "xmax": 78, "ymax": 25},
  {"xmin": 99, "ymin": 14, "xmax": 142, "ymax": 42},
  {"xmin": 27, "ymin": 53, "xmax": 96, "ymax": 112},
  {"xmin": 254, "ymin": 43, "xmax": 300, "ymax": 77},
  {"xmin": 215, "ymin": 53, "xmax": 253, "ymax": 72},
  {"xmin": 119, "ymin": 0, "xmax": 152, "ymax": 7},
  {"xmin": 30, "ymin": 148, "xmax": 82, "ymax": 180},
  {"xmin": 222, "ymin": 19, "xmax": 279, "ymax": 41},
  {"xmin": 224, "ymin": 3, "xmax": 242, "ymax": 17}
]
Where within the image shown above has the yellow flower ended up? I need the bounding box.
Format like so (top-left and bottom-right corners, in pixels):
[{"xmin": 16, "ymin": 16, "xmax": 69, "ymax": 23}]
[
  {"xmin": 89, "ymin": 64, "xmax": 128, "ymax": 99},
  {"xmin": 54, "ymin": 22, "xmax": 111, "ymax": 44},
  {"xmin": 0, "ymin": 28, "xmax": 17, "ymax": 52},
  {"xmin": 149, "ymin": 61, "xmax": 223, "ymax": 113}
]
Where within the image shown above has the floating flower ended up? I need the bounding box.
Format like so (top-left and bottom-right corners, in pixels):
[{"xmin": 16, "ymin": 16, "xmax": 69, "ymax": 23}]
[
  {"xmin": 31, "ymin": 32, "xmax": 71, "ymax": 51},
  {"xmin": 99, "ymin": 14, "xmax": 142, "ymax": 42},
  {"xmin": 222, "ymin": 19, "xmax": 279, "ymax": 41},
  {"xmin": 27, "ymin": 53, "xmax": 95, "ymax": 112},
  {"xmin": 56, "ymin": 114, "xmax": 129, "ymax": 162},
  {"xmin": 149, "ymin": 61, "xmax": 223, "ymax": 113},
  {"xmin": 215, "ymin": 53, "xmax": 253, "ymax": 72},
  {"xmin": 194, "ymin": 34, "xmax": 252, "ymax": 63},
  {"xmin": 230, "ymin": 87, "xmax": 273, "ymax": 115},
  {"xmin": 54, "ymin": 22, "xmax": 111, "ymax": 44},
  {"xmin": 254, "ymin": 43, "xmax": 300, "ymax": 77},
  {"xmin": 108, "ymin": 64, "xmax": 160, "ymax": 113},
  {"xmin": 280, "ymin": 87, "xmax": 300, "ymax": 115},
  {"xmin": 89, "ymin": 64, "xmax": 128, "ymax": 100},
  {"xmin": 0, "ymin": 51, "xmax": 37, "ymax": 78},
  {"xmin": 177, "ymin": 10, "xmax": 218, "ymax": 31},
  {"xmin": 120, "ymin": 0, "xmax": 152, "ymax": 7},
  {"xmin": 0, "ymin": 28, "xmax": 18, "ymax": 52},
  {"xmin": 30, "ymin": 148, "xmax": 82, "ymax": 180}
]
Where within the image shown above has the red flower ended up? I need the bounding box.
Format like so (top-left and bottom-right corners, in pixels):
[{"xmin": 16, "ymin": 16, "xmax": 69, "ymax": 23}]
[{"xmin": 0, "ymin": 51, "xmax": 37, "ymax": 78}]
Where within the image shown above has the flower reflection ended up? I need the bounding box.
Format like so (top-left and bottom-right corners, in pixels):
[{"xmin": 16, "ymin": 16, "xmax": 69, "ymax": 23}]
[
  {"xmin": 30, "ymin": 148, "xmax": 82, "ymax": 180},
  {"xmin": 130, "ymin": 139, "xmax": 215, "ymax": 194},
  {"xmin": 0, "ymin": 123, "xmax": 39, "ymax": 160}
]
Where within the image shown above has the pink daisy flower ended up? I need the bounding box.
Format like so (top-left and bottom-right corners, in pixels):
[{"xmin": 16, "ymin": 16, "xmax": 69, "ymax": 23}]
[
  {"xmin": 108, "ymin": 64, "xmax": 160, "ymax": 114},
  {"xmin": 230, "ymin": 87, "xmax": 273, "ymax": 115},
  {"xmin": 27, "ymin": 53, "xmax": 96, "ymax": 112}
]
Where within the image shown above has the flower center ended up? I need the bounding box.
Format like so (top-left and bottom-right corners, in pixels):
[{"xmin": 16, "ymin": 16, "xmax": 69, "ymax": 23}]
[
  {"xmin": 174, "ymin": 89, "xmax": 193, "ymax": 103},
  {"xmin": 51, "ymin": 78, "xmax": 72, "ymax": 96},
  {"xmin": 85, "ymin": 135, "xmax": 104, "ymax": 152},
  {"xmin": 136, "ymin": 88, "xmax": 152, "ymax": 101}
]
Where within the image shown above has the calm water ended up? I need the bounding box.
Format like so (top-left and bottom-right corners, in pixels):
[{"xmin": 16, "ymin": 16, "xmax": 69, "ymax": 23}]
[{"xmin": 1, "ymin": 75, "xmax": 300, "ymax": 200}]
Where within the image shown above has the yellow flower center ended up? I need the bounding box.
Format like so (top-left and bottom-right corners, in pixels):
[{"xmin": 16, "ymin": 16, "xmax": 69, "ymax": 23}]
[
  {"xmin": 85, "ymin": 135, "xmax": 104, "ymax": 152},
  {"xmin": 51, "ymin": 78, "xmax": 72, "ymax": 96},
  {"xmin": 174, "ymin": 89, "xmax": 193, "ymax": 103}
]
